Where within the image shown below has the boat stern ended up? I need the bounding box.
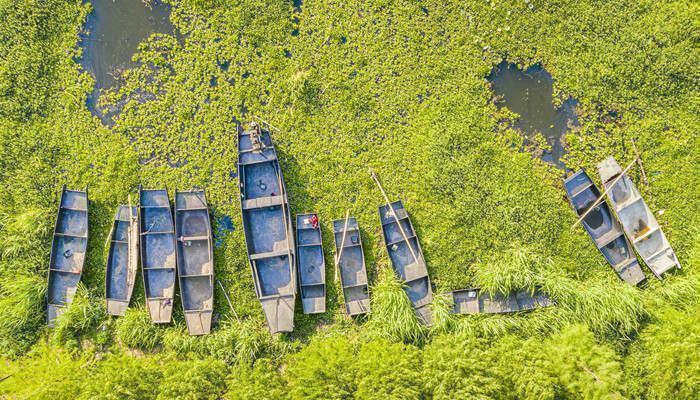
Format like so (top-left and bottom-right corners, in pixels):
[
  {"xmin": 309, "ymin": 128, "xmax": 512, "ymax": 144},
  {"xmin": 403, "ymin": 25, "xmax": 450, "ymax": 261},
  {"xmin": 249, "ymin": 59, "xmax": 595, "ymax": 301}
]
[
  {"xmin": 106, "ymin": 299, "xmax": 129, "ymax": 316},
  {"xmin": 302, "ymin": 296, "xmax": 326, "ymax": 314},
  {"xmin": 261, "ymin": 295, "xmax": 295, "ymax": 333},
  {"xmin": 147, "ymin": 299, "xmax": 173, "ymax": 323},
  {"xmin": 185, "ymin": 310, "xmax": 213, "ymax": 335}
]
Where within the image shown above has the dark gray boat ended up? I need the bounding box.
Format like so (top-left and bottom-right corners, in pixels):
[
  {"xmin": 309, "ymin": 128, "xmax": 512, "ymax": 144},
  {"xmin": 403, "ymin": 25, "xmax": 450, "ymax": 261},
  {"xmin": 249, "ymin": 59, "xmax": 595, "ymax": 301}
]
[
  {"xmin": 451, "ymin": 288, "xmax": 553, "ymax": 314},
  {"xmin": 597, "ymin": 156, "xmax": 680, "ymax": 278},
  {"xmin": 139, "ymin": 187, "xmax": 176, "ymax": 323},
  {"xmin": 47, "ymin": 186, "xmax": 88, "ymax": 326},
  {"xmin": 296, "ymin": 213, "xmax": 326, "ymax": 314},
  {"xmin": 333, "ymin": 217, "xmax": 370, "ymax": 316},
  {"xmin": 564, "ymin": 169, "xmax": 645, "ymax": 285},
  {"xmin": 378, "ymin": 200, "xmax": 432, "ymax": 324},
  {"xmin": 238, "ymin": 122, "xmax": 296, "ymax": 333},
  {"xmin": 105, "ymin": 205, "xmax": 139, "ymax": 316},
  {"xmin": 175, "ymin": 190, "xmax": 215, "ymax": 335}
]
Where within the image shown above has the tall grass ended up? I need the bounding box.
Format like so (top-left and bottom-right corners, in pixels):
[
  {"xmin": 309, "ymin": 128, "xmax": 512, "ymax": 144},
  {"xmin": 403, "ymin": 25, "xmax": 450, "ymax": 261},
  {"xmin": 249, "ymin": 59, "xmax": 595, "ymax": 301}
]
[
  {"xmin": 51, "ymin": 285, "xmax": 105, "ymax": 349},
  {"xmin": 0, "ymin": 273, "xmax": 46, "ymax": 357}
]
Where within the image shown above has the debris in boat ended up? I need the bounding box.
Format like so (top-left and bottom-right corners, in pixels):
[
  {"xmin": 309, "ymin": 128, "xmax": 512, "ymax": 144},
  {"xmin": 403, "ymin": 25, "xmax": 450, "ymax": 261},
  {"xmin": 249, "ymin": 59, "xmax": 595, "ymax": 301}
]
[
  {"xmin": 105, "ymin": 204, "xmax": 139, "ymax": 316},
  {"xmin": 333, "ymin": 215, "xmax": 370, "ymax": 316},
  {"xmin": 597, "ymin": 156, "xmax": 681, "ymax": 278},
  {"xmin": 47, "ymin": 186, "xmax": 89, "ymax": 326},
  {"xmin": 564, "ymin": 169, "xmax": 645, "ymax": 285},
  {"xmin": 175, "ymin": 189, "xmax": 215, "ymax": 335},
  {"xmin": 238, "ymin": 123, "xmax": 297, "ymax": 333},
  {"xmin": 296, "ymin": 213, "xmax": 326, "ymax": 314},
  {"xmin": 139, "ymin": 186, "xmax": 176, "ymax": 324},
  {"xmin": 451, "ymin": 288, "xmax": 553, "ymax": 314}
]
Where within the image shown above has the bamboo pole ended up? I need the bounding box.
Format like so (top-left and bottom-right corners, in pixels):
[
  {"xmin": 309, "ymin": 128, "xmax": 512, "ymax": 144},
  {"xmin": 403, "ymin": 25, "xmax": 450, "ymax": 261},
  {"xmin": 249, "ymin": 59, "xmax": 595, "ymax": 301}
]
[
  {"xmin": 571, "ymin": 158, "xmax": 637, "ymax": 230},
  {"xmin": 217, "ymin": 279, "xmax": 240, "ymax": 321},
  {"xmin": 335, "ymin": 210, "xmax": 351, "ymax": 282},
  {"xmin": 631, "ymin": 139, "xmax": 648, "ymax": 186},
  {"xmin": 370, "ymin": 171, "xmax": 418, "ymax": 263}
]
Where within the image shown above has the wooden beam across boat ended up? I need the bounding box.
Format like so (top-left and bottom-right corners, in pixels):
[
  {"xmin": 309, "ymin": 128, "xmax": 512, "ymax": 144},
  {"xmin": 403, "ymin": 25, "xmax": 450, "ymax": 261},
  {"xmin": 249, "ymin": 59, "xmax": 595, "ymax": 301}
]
[
  {"xmin": 175, "ymin": 189, "xmax": 215, "ymax": 335},
  {"xmin": 238, "ymin": 122, "xmax": 297, "ymax": 333},
  {"xmin": 105, "ymin": 205, "xmax": 139, "ymax": 316},
  {"xmin": 296, "ymin": 213, "xmax": 326, "ymax": 314},
  {"xmin": 47, "ymin": 186, "xmax": 89, "ymax": 326},
  {"xmin": 139, "ymin": 186, "xmax": 176, "ymax": 324},
  {"xmin": 564, "ymin": 169, "xmax": 645, "ymax": 285},
  {"xmin": 332, "ymin": 217, "xmax": 370, "ymax": 316},
  {"xmin": 597, "ymin": 156, "xmax": 681, "ymax": 278}
]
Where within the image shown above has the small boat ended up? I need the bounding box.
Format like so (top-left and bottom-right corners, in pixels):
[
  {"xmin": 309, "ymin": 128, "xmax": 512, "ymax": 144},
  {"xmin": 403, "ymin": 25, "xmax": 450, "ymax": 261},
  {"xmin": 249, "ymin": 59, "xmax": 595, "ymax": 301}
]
[
  {"xmin": 296, "ymin": 213, "xmax": 326, "ymax": 314},
  {"xmin": 47, "ymin": 186, "xmax": 88, "ymax": 326},
  {"xmin": 238, "ymin": 122, "xmax": 296, "ymax": 333},
  {"xmin": 175, "ymin": 190, "xmax": 215, "ymax": 335},
  {"xmin": 333, "ymin": 217, "xmax": 370, "ymax": 316},
  {"xmin": 597, "ymin": 157, "xmax": 680, "ymax": 277},
  {"xmin": 105, "ymin": 205, "xmax": 139, "ymax": 316},
  {"xmin": 139, "ymin": 187, "xmax": 176, "ymax": 323},
  {"xmin": 378, "ymin": 200, "xmax": 432, "ymax": 324},
  {"xmin": 451, "ymin": 288, "xmax": 553, "ymax": 314},
  {"xmin": 564, "ymin": 169, "xmax": 645, "ymax": 285}
]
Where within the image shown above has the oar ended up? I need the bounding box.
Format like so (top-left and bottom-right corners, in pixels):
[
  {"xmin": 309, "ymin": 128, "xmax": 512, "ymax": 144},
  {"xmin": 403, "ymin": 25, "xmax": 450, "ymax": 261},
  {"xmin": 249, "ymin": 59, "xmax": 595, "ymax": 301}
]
[
  {"xmin": 335, "ymin": 210, "xmax": 351, "ymax": 282},
  {"xmin": 370, "ymin": 171, "xmax": 418, "ymax": 263},
  {"xmin": 571, "ymin": 158, "xmax": 637, "ymax": 230}
]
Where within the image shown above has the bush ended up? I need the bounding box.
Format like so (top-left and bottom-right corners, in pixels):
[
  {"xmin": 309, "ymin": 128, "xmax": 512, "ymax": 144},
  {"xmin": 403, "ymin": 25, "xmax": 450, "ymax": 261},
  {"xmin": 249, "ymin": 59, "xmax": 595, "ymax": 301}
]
[
  {"xmin": 355, "ymin": 339, "xmax": 424, "ymax": 400},
  {"xmin": 225, "ymin": 358, "xmax": 287, "ymax": 400},
  {"xmin": 158, "ymin": 358, "xmax": 228, "ymax": 400}
]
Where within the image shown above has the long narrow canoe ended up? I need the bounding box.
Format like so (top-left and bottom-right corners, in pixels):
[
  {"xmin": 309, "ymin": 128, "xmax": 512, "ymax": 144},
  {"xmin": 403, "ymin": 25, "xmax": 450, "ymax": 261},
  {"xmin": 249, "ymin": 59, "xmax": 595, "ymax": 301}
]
[
  {"xmin": 597, "ymin": 156, "xmax": 680, "ymax": 278},
  {"xmin": 296, "ymin": 213, "xmax": 326, "ymax": 314},
  {"xmin": 105, "ymin": 205, "xmax": 139, "ymax": 316},
  {"xmin": 139, "ymin": 187, "xmax": 176, "ymax": 323},
  {"xmin": 175, "ymin": 190, "xmax": 215, "ymax": 335},
  {"xmin": 564, "ymin": 169, "xmax": 645, "ymax": 285},
  {"xmin": 452, "ymin": 288, "xmax": 553, "ymax": 314},
  {"xmin": 238, "ymin": 122, "xmax": 296, "ymax": 333},
  {"xmin": 333, "ymin": 217, "xmax": 370, "ymax": 316},
  {"xmin": 378, "ymin": 200, "xmax": 432, "ymax": 324},
  {"xmin": 47, "ymin": 186, "xmax": 88, "ymax": 326}
]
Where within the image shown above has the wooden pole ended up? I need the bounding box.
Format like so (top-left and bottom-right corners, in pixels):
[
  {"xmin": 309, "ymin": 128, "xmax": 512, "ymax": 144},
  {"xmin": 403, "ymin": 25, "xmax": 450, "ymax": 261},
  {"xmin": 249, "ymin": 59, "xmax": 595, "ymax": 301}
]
[
  {"xmin": 571, "ymin": 158, "xmax": 637, "ymax": 230},
  {"xmin": 335, "ymin": 210, "xmax": 351, "ymax": 282},
  {"xmin": 217, "ymin": 279, "xmax": 240, "ymax": 321},
  {"xmin": 631, "ymin": 139, "xmax": 648, "ymax": 186},
  {"xmin": 370, "ymin": 171, "xmax": 418, "ymax": 263}
]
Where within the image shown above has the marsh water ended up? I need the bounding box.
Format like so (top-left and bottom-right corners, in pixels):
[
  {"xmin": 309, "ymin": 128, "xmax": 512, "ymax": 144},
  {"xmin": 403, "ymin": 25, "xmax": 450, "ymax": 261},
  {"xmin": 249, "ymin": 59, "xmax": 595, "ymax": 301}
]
[
  {"xmin": 489, "ymin": 61, "xmax": 578, "ymax": 168},
  {"xmin": 81, "ymin": 0, "xmax": 173, "ymax": 117}
]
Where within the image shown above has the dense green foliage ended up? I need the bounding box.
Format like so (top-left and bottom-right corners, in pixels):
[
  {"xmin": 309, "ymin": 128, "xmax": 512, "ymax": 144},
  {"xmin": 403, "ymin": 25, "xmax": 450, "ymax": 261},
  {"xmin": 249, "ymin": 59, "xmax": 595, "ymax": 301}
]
[{"xmin": 0, "ymin": 0, "xmax": 698, "ymax": 398}]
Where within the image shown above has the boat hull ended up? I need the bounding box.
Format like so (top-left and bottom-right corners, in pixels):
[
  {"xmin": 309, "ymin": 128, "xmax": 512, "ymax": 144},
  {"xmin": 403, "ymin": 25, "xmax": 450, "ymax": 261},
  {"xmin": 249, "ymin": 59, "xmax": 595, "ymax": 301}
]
[
  {"xmin": 296, "ymin": 213, "xmax": 326, "ymax": 314},
  {"xmin": 452, "ymin": 288, "xmax": 553, "ymax": 314},
  {"xmin": 105, "ymin": 205, "xmax": 139, "ymax": 316},
  {"xmin": 333, "ymin": 218, "xmax": 370, "ymax": 316}
]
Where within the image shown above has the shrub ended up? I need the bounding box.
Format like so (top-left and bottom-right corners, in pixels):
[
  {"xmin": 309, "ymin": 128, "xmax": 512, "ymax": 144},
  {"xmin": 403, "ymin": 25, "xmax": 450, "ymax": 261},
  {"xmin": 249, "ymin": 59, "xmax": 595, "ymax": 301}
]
[
  {"xmin": 355, "ymin": 339, "xmax": 424, "ymax": 400},
  {"xmin": 225, "ymin": 358, "xmax": 287, "ymax": 400}
]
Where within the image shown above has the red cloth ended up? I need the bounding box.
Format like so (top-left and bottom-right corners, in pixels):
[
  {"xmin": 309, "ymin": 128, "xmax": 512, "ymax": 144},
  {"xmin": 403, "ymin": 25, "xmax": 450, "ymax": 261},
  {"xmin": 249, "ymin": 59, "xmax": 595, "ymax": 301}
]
[{"xmin": 309, "ymin": 215, "xmax": 319, "ymax": 229}]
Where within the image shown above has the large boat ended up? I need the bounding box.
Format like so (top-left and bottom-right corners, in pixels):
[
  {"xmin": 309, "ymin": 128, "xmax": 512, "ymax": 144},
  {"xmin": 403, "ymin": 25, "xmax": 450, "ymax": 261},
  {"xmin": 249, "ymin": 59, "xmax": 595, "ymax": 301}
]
[
  {"xmin": 105, "ymin": 205, "xmax": 139, "ymax": 316},
  {"xmin": 238, "ymin": 122, "xmax": 296, "ymax": 333},
  {"xmin": 451, "ymin": 288, "xmax": 553, "ymax": 314},
  {"xmin": 597, "ymin": 157, "xmax": 680, "ymax": 278},
  {"xmin": 175, "ymin": 190, "xmax": 215, "ymax": 335},
  {"xmin": 333, "ymin": 217, "xmax": 370, "ymax": 316},
  {"xmin": 296, "ymin": 213, "xmax": 326, "ymax": 314},
  {"xmin": 139, "ymin": 187, "xmax": 176, "ymax": 323},
  {"xmin": 47, "ymin": 186, "xmax": 88, "ymax": 326},
  {"xmin": 564, "ymin": 169, "xmax": 645, "ymax": 285},
  {"xmin": 378, "ymin": 200, "xmax": 432, "ymax": 324}
]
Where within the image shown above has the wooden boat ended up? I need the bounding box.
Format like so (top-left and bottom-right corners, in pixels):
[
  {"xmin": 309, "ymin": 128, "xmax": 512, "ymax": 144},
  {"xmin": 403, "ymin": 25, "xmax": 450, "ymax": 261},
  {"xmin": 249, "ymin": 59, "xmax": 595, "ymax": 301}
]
[
  {"xmin": 597, "ymin": 157, "xmax": 680, "ymax": 278},
  {"xmin": 378, "ymin": 200, "xmax": 433, "ymax": 324},
  {"xmin": 174, "ymin": 190, "xmax": 215, "ymax": 335},
  {"xmin": 139, "ymin": 187, "xmax": 176, "ymax": 323},
  {"xmin": 296, "ymin": 213, "xmax": 326, "ymax": 314},
  {"xmin": 564, "ymin": 169, "xmax": 645, "ymax": 285},
  {"xmin": 238, "ymin": 122, "xmax": 296, "ymax": 333},
  {"xmin": 333, "ymin": 217, "xmax": 370, "ymax": 316},
  {"xmin": 451, "ymin": 288, "xmax": 553, "ymax": 314},
  {"xmin": 105, "ymin": 205, "xmax": 139, "ymax": 316},
  {"xmin": 47, "ymin": 186, "xmax": 88, "ymax": 326}
]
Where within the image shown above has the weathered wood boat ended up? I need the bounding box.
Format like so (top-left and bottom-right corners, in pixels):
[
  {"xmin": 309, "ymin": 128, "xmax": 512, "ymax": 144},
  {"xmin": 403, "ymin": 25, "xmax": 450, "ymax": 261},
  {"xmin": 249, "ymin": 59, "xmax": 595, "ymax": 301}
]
[
  {"xmin": 597, "ymin": 156, "xmax": 680, "ymax": 277},
  {"xmin": 378, "ymin": 200, "xmax": 433, "ymax": 324},
  {"xmin": 105, "ymin": 205, "xmax": 139, "ymax": 316},
  {"xmin": 451, "ymin": 288, "xmax": 553, "ymax": 314},
  {"xmin": 238, "ymin": 122, "xmax": 296, "ymax": 333},
  {"xmin": 47, "ymin": 186, "xmax": 88, "ymax": 326},
  {"xmin": 139, "ymin": 187, "xmax": 176, "ymax": 323},
  {"xmin": 296, "ymin": 213, "xmax": 326, "ymax": 314},
  {"xmin": 564, "ymin": 169, "xmax": 645, "ymax": 285},
  {"xmin": 175, "ymin": 190, "xmax": 215, "ymax": 335},
  {"xmin": 333, "ymin": 217, "xmax": 370, "ymax": 316}
]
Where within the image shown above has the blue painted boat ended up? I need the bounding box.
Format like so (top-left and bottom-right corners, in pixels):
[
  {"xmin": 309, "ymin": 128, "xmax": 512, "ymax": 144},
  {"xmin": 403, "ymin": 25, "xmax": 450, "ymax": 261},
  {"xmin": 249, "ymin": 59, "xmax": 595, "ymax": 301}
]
[
  {"xmin": 139, "ymin": 187, "xmax": 176, "ymax": 323},
  {"xmin": 333, "ymin": 217, "xmax": 370, "ymax": 316},
  {"xmin": 296, "ymin": 213, "xmax": 326, "ymax": 314},
  {"xmin": 564, "ymin": 169, "xmax": 645, "ymax": 285},
  {"xmin": 175, "ymin": 189, "xmax": 215, "ymax": 335},
  {"xmin": 378, "ymin": 200, "xmax": 432, "ymax": 324},
  {"xmin": 238, "ymin": 122, "xmax": 296, "ymax": 333},
  {"xmin": 47, "ymin": 186, "xmax": 88, "ymax": 326}
]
